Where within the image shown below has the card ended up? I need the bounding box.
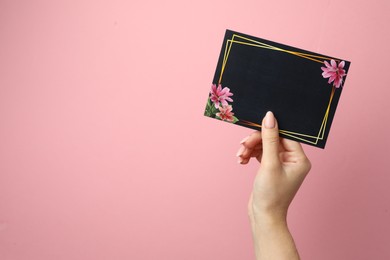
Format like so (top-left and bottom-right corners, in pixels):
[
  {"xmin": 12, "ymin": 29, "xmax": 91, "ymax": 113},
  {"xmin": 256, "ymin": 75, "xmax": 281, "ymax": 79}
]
[{"xmin": 204, "ymin": 30, "xmax": 351, "ymax": 149}]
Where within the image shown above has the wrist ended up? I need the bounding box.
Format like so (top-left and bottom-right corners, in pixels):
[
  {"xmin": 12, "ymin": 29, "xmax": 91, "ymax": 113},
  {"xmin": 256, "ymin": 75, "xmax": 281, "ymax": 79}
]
[{"xmin": 250, "ymin": 208, "xmax": 288, "ymax": 228}]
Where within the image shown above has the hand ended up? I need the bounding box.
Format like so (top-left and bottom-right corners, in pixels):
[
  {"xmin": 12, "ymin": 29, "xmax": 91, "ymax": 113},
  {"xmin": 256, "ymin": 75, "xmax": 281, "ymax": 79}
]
[{"xmin": 237, "ymin": 111, "xmax": 311, "ymax": 260}]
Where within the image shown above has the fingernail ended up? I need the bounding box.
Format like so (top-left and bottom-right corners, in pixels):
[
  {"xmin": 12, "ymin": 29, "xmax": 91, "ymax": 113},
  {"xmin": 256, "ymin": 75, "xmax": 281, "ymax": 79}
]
[
  {"xmin": 236, "ymin": 145, "xmax": 245, "ymax": 157},
  {"xmin": 240, "ymin": 136, "xmax": 250, "ymax": 144},
  {"xmin": 237, "ymin": 157, "xmax": 243, "ymax": 164},
  {"xmin": 264, "ymin": 111, "xmax": 275, "ymax": 129}
]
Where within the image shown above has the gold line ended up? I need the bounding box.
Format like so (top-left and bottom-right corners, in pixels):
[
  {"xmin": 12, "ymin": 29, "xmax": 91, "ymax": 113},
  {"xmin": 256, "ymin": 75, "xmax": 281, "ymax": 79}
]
[
  {"xmin": 240, "ymin": 120, "xmax": 326, "ymax": 139},
  {"xmin": 317, "ymin": 87, "xmax": 334, "ymax": 141},
  {"xmin": 221, "ymin": 37, "xmax": 324, "ymax": 83},
  {"xmin": 232, "ymin": 34, "xmax": 283, "ymax": 50},
  {"xmin": 218, "ymin": 34, "xmax": 335, "ymax": 143},
  {"xmin": 219, "ymin": 39, "xmax": 234, "ymax": 84},
  {"xmin": 239, "ymin": 119, "xmax": 321, "ymax": 144},
  {"xmin": 239, "ymin": 87, "xmax": 335, "ymax": 140},
  {"xmin": 239, "ymin": 120, "xmax": 324, "ymax": 140},
  {"xmin": 220, "ymin": 40, "xmax": 231, "ymax": 84},
  {"xmin": 232, "ymin": 34, "xmax": 336, "ymax": 62},
  {"xmin": 228, "ymin": 40, "xmax": 276, "ymax": 50},
  {"xmin": 240, "ymin": 98, "xmax": 331, "ymax": 140},
  {"xmin": 281, "ymin": 132, "xmax": 320, "ymax": 145},
  {"xmin": 230, "ymin": 39, "xmax": 324, "ymax": 63}
]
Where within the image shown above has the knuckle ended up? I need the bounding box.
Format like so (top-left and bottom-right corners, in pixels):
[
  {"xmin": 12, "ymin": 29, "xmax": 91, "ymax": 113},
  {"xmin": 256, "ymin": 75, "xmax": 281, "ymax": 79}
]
[
  {"xmin": 302, "ymin": 157, "xmax": 312, "ymax": 173},
  {"xmin": 264, "ymin": 134, "xmax": 279, "ymax": 145}
]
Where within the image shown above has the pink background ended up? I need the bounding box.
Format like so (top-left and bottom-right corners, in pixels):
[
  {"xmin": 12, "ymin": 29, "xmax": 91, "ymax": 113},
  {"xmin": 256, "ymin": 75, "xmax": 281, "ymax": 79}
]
[{"xmin": 1, "ymin": 0, "xmax": 389, "ymax": 259}]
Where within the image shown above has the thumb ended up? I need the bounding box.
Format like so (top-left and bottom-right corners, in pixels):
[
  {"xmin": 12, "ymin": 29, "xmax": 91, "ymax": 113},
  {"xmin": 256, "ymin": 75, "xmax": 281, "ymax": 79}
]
[{"xmin": 261, "ymin": 111, "xmax": 281, "ymax": 168}]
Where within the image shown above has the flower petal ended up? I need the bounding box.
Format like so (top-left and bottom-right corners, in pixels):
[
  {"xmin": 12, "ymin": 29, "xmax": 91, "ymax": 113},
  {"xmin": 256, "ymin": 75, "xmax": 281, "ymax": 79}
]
[
  {"xmin": 217, "ymin": 84, "xmax": 222, "ymax": 94},
  {"xmin": 339, "ymin": 69, "xmax": 346, "ymax": 77},
  {"xmin": 322, "ymin": 60, "xmax": 347, "ymax": 88},
  {"xmin": 211, "ymin": 84, "xmax": 217, "ymax": 93},
  {"xmin": 330, "ymin": 59, "xmax": 337, "ymax": 68},
  {"xmin": 329, "ymin": 74, "xmax": 337, "ymax": 82},
  {"xmin": 334, "ymin": 77, "xmax": 342, "ymax": 88},
  {"xmin": 322, "ymin": 71, "xmax": 332, "ymax": 78}
]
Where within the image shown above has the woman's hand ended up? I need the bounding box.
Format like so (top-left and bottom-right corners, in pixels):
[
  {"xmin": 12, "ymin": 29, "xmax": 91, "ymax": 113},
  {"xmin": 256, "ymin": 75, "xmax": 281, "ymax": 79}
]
[{"xmin": 237, "ymin": 111, "xmax": 311, "ymax": 260}]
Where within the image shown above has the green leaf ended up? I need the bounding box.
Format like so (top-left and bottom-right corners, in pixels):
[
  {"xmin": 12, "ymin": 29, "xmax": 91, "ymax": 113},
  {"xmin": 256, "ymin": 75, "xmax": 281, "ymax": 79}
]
[
  {"xmin": 204, "ymin": 99, "xmax": 212, "ymax": 116},
  {"xmin": 211, "ymin": 106, "xmax": 218, "ymax": 114},
  {"xmin": 205, "ymin": 100, "xmax": 216, "ymax": 117},
  {"xmin": 205, "ymin": 98, "xmax": 219, "ymax": 117},
  {"xmin": 232, "ymin": 116, "xmax": 239, "ymax": 123}
]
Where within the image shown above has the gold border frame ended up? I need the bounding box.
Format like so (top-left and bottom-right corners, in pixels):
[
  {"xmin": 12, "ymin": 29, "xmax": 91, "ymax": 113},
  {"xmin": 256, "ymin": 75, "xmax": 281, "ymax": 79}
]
[{"xmin": 218, "ymin": 34, "xmax": 336, "ymax": 145}]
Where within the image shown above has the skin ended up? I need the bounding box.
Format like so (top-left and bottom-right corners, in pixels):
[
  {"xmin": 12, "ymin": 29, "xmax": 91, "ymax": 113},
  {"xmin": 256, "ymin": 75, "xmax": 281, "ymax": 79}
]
[{"xmin": 236, "ymin": 111, "xmax": 311, "ymax": 260}]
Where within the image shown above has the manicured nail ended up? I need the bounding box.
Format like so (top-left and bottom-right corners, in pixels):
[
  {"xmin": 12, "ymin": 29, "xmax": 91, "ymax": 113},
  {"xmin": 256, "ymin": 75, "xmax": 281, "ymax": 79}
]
[
  {"xmin": 264, "ymin": 111, "xmax": 275, "ymax": 129},
  {"xmin": 236, "ymin": 145, "xmax": 245, "ymax": 157},
  {"xmin": 240, "ymin": 136, "xmax": 250, "ymax": 144}
]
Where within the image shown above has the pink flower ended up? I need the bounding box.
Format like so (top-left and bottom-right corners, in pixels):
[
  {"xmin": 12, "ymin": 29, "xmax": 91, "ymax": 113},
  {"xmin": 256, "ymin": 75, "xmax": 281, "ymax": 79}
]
[
  {"xmin": 216, "ymin": 105, "xmax": 235, "ymax": 122},
  {"xmin": 321, "ymin": 59, "xmax": 347, "ymax": 88},
  {"xmin": 210, "ymin": 84, "xmax": 233, "ymax": 109}
]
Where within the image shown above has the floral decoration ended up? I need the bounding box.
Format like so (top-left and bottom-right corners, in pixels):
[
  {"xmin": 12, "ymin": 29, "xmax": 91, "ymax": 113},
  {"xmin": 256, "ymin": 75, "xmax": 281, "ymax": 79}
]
[
  {"xmin": 205, "ymin": 84, "xmax": 238, "ymax": 123},
  {"xmin": 210, "ymin": 83, "xmax": 234, "ymax": 108},
  {"xmin": 216, "ymin": 105, "xmax": 235, "ymax": 122},
  {"xmin": 321, "ymin": 59, "xmax": 347, "ymax": 88}
]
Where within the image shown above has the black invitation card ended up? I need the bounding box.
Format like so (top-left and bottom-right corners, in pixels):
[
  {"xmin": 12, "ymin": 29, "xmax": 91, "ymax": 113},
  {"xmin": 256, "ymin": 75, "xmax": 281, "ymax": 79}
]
[{"xmin": 204, "ymin": 30, "xmax": 351, "ymax": 148}]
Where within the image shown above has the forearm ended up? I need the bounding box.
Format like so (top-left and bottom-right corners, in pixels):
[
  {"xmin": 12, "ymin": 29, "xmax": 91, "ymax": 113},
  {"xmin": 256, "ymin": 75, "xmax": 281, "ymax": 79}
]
[
  {"xmin": 240, "ymin": 113, "xmax": 310, "ymax": 259},
  {"xmin": 250, "ymin": 214, "xmax": 300, "ymax": 260}
]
